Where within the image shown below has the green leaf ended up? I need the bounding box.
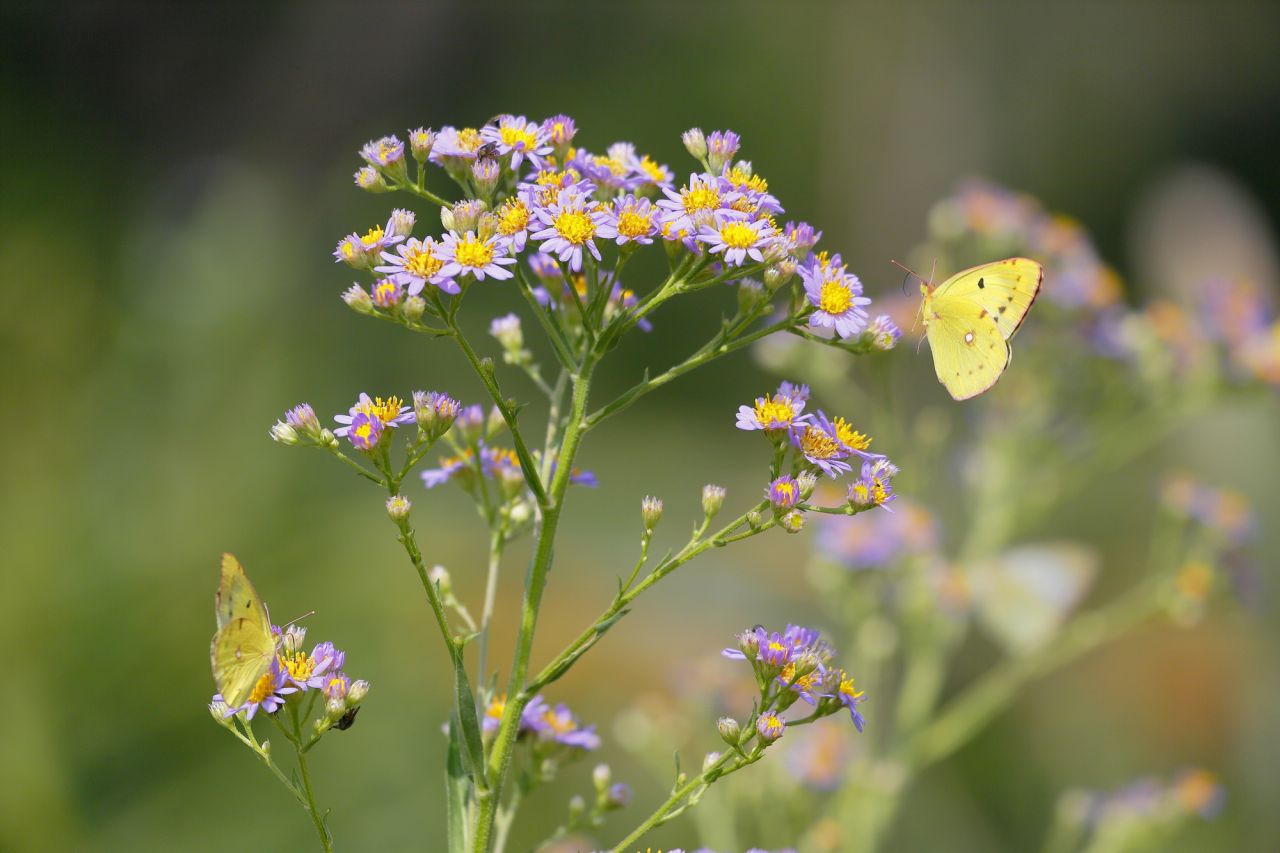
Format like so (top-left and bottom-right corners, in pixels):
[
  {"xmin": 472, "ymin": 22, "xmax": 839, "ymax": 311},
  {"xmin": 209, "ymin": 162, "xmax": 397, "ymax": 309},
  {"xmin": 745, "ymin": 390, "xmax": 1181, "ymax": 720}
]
[
  {"xmin": 452, "ymin": 651, "xmax": 488, "ymax": 789},
  {"xmin": 445, "ymin": 712, "xmax": 470, "ymax": 853}
]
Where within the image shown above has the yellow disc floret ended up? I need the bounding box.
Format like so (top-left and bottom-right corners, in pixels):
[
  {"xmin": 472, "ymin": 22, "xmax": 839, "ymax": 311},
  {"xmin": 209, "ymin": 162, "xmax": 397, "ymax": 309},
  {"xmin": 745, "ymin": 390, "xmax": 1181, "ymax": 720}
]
[
  {"xmin": 718, "ymin": 220, "xmax": 758, "ymax": 249},
  {"xmin": 753, "ymin": 393, "xmax": 798, "ymax": 427},
  {"xmin": 553, "ymin": 210, "xmax": 596, "ymax": 245},
  {"xmin": 819, "ymin": 279, "xmax": 854, "ymax": 315},
  {"xmin": 453, "ymin": 234, "xmax": 496, "ymax": 269}
]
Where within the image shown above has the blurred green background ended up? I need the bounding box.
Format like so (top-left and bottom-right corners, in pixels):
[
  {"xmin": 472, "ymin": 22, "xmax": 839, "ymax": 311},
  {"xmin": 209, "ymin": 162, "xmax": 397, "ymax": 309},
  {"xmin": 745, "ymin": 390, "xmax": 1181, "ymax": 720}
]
[{"xmin": 2, "ymin": 2, "xmax": 1278, "ymax": 851}]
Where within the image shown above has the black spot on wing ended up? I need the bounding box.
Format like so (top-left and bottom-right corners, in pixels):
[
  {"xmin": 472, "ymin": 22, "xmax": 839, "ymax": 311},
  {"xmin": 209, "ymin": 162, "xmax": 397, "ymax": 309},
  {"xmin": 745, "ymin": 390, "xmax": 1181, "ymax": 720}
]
[{"xmin": 977, "ymin": 277, "xmax": 985, "ymax": 289}]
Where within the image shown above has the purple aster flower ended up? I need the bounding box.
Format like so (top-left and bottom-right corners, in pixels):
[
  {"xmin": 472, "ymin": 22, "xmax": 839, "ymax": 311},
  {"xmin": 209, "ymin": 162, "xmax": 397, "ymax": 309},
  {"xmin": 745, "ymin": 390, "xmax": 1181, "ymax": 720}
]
[
  {"xmin": 494, "ymin": 192, "xmax": 534, "ymax": 253},
  {"xmin": 334, "ymin": 393, "xmax": 414, "ymax": 438},
  {"xmin": 437, "ymin": 231, "xmax": 516, "ymax": 281},
  {"xmin": 736, "ymin": 382, "xmax": 809, "ymax": 431},
  {"xmin": 705, "ymin": 129, "xmax": 742, "ymax": 172},
  {"xmin": 371, "ymin": 277, "xmax": 403, "ymax": 309},
  {"xmin": 482, "ymin": 694, "xmax": 508, "ymax": 735},
  {"xmin": 790, "ymin": 410, "xmax": 853, "ymax": 477},
  {"xmin": 429, "ymin": 125, "xmax": 483, "ymax": 166},
  {"xmin": 531, "ymin": 188, "xmax": 616, "ymax": 271},
  {"xmin": 359, "ymin": 135, "xmax": 406, "ymax": 171},
  {"xmin": 344, "ymin": 412, "xmax": 383, "ymax": 451},
  {"xmin": 657, "ymin": 172, "xmax": 740, "ymax": 233},
  {"xmin": 332, "ymin": 216, "xmax": 405, "ymax": 268},
  {"xmin": 408, "ymin": 127, "xmax": 437, "ymax": 161},
  {"xmin": 526, "ymin": 697, "xmax": 601, "ymax": 750},
  {"xmin": 547, "ymin": 460, "xmax": 600, "ymax": 487},
  {"xmin": 783, "ymin": 221, "xmax": 822, "ymax": 255},
  {"xmin": 281, "ymin": 640, "xmax": 346, "ymax": 691},
  {"xmin": 322, "ymin": 672, "xmax": 352, "ymax": 703},
  {"xmin": 768, "ymin": 475, "xmax": 801, "ymax": 511},
  {"xmin": 353, "ymin": 166, "xmax": 384, "ymax": 192},
  {"xmin": 756, "ymin": 711, "xmax": 786, "ymax": 742},
  {"xmin": 603, "ymin": 283, "xmax": 652, "ymax": 332},
  {"xmin": 541, "ymin": 114, "xmax": 577, "ymax": 151},
  {"xmin": 481, "ymin": 114, "xmax": 552, "ymax": 171},
  {"xmin": 421, "ymin": 450, "xmax": 473, "ymax": 489},
  {"xmin": 471, "ymin": 157, "xmax": 500, "ymax": 195},
  {"xmin": 815, "ymin": 497, "xmax": 938, "ymax": 570},
  {"xmin": 283, "ymin": 404, "xmax": 322, "ymax": 440},
  {"xmin": 778, "ymin": 381, "xmax": 810, "ymax": 403},
  {"xmin": 698, "ymin": 216, "xmax": 773, "ymax": 267},
  {"xmin": 376, "ymin": 237, "xmax": 458, "ymax": 296},
  {"xmin": 867, "ymin": 314, "xmax": 902, "ymax": 351},
  {"xmin": 527, "ymin": 251, "xmax": 563, "ymax": 281},
  {"xmin": 848, "ymin": 457, "xmax": 899, "ymax": 510},
  {"xmin": 833, "ymin": 669, "xmax": 867, "ymax": 732},
  {"xmin": 609, "ymin": 195, "xmax": 659, "ymax": 246},
  {"xmin": 802, "ymin": 256, "xmax": 871, "ymax": 339},
  {"xmin": 634, "ymin": 153, "xmax": 674, "ymax": 189}
]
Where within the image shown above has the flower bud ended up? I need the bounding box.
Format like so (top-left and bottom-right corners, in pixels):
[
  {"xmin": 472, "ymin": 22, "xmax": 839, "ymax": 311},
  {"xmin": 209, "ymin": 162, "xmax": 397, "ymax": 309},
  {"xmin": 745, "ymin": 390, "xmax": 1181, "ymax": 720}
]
[
  {"xmin": 747, "ymin": 509, "xmax": 763, "ymax": 530},
  {"xmin": 764, "ymin": 257, "xmax": 797, "ymax": 290},
  {"xmin": 796, "ymin": 470, "xmax": 818, "ymax": 500},
  {"xmin": 319, "ymin": 428, "xmax": 337, "ymax": 448},
  {"xmin": 702, "ymin": 751, "xmax": 721, "ymax": 773},
  {"xmin": 270, "ymin": 421, "xmax": 299, "ymax": 445},
  {"xmin": 409, "ymin": 127, "xmax": 436, "ymax": 162},
  {"xmin": 401, "ymin": 295, "xmax": 426, "ymax": 322},
  {"xmin": 428, "ymin": 565, "xmax": 452, "ymax": 596},
  {"xmin": 755, "ymin": 712, "xmax": 785, "ymax": 743},
  {"xmin": 477, "ymin": 212, "xmax": 499, "ymax": 241},
  {"xmin": 592, "ymin": 763, "xmax": 612, "ymax": 792},
  {"xmin": 347, "ymin": 679, "xmax": 369, "ymax": 705},
  {"xmin": 568, "ymin": 795, "xmax": 586, "ymax": 819},
  {"xmin": 496, "ymin": 465, "xmax": 525, "ymax": 502},
  {"xmin": 372, "ymin": 277, "xmax": 403, "ymax": 309},
  {"xmin": 354, "ymin": 166, "xmax": 389, "ymax": 193},
  {"xmin": 543, "ymin": 114, "xmax": 577, "ymax": 161},
  {"xmin": 717, "ymin": 716, "xmax": 741, "ymax": 745},
  {"xmin": 439, "ymin": 205, "xmax": 455, "ymax": 231},
  {"xmin": 209, "ymin": 697, "xmax": 233, "ymax": 725},
  {"xmin": 341, "ymin": 284, "xmax": 374, "ymax": 314},
  {"xmin": 867, "ymin": 314, "xmax": 902, "ymax": 352},
  {"xmin": 281, "ymin": 624, "xmax": 308, "ymax": 657},
  {"xmin": 326, "ymin": 697, "xmax": 346, "ymax": 719},
  {"xmin": 736, "ymin": 628, "xmax": 761, "ymax": 659},
  {"xmin": 456, "ymin": 404, "xmax": 485, "ymax": 445},
  {"xmin": 641, "ymin": 496, "xmax": 664, "ymax": 532},
  {"xmin": 472, "ymin": 158, "xmax": 500, "ymax": 198},
  {"xmin": 485, "ymin": 404, "xmax": 507, "ymax": 440},
  {"xmin": 780, "ymin": 509, "xmax": 805, "ymax": 534},
  {"xmin": 705, "ymin": 130, "xmax": 741, "ymax": 174},
  {"xmin": 386, "ymin": 494, "xmax": 411, "ymax": 522},
  {"xmin": 387, "ymin": 207, "xmax": 416, "ymax": 239},
  {"xmin": 489, "ymin": 313, "xmax": 525, "ymax": 351},
  {"xmin": 768, "ymin": 475, "xmax": 800, "ymax": 511},
  {"xmin": 790, "ymin": 650, "xmax": 820, "ymax": 679},
  {"xmin": 605, "ymin": 782, "xmax": 631, "ymax": 808},
  {"xmin": 413, "ymin": 390, "xmax": 460, "ymax": 441},
  {"xmin": 448, "ymin": 199, "xmax": 486, "ymax": 233},
  {"xmin": 701, "ymin": 484, "xmax": 726, "ymax": 518},
  {"xmin": 509, "ymin": 499, "xmax": 532, "ymax": 526},
  {"xmin": 682, "ymin": 127, "xmax": 708, "ymax": 161}
]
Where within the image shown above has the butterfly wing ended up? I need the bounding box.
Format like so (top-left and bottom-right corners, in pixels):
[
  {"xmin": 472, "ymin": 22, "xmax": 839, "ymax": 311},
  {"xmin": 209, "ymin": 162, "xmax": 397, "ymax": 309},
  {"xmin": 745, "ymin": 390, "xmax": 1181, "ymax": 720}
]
[
  {"xmin": 924, "ymin": 293, "xmax": 1010, "ymax": 400},
  {"xmin": 211, "ymin": 554, "xmax": 277, "ymax": 708},
  {"xmin": 934, "ymin": 257, "xmax": 1043, "ymax": 340}
]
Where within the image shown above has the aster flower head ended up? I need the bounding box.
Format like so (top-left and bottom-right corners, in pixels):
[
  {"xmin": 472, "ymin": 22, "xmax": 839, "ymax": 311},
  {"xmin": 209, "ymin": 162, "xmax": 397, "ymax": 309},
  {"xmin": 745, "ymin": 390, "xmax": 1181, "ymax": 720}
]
[
  {"xmin": 783, "ymin": 221, "xmax": 823, "ymax": 256},
  {"xmin": 371, "ymin": 277, "xmax": 403, "ymax": 309},
  {"xmin": 524, "ymin": 696, "xmax": 601, "ymax": 750},
  {"xmin": 802, "ymin": 254, "xmax": 872, "ymax": 339},
  {"xmin": 333, "ymin": 217, "xmax": 404, "ymax": 268},
  {"xmin": 791, "ymin": 411, "xmax": 853, "ymax": 477},
  {"xmin": 698, "ymin": 216, "xmax": 774, "ymax": 267},
  {"xmin": 376, "ymin": 237, "xmax": 458, "ymax": 295},
  {"xmin": 768, "ymin": 475, "xmax": 801, "ymax": 511},
  {"xmin": 705, "ymin": 129, "xmax": 742, "ymax": 172},
  {"xmin": 413, "ymin": 390, "xmax": 461, "ymax": 439},
  {"xmin": 281, "ymin": 403, "xmax": 322, "ymax": 441},
  {"xmin": 493, "ymin": 192, "xmax": 534, "ymax": 252},
  {"xmin": 471, "ymin": 157, "xmax": 500, "ymax": 196},
  {"xmin": 530, "ymin": 188, "xmax": 616, "ymax": 271},
  {"xmin": 541, "ymin": 114, "xmax": 577, "ymax": 155},
  {"xmin": 360, "ymin": 135, "xmax": 406, "ymax": 172},
  {"xmin": 429, "ymin": 126, "xmax": 485, "ymax": 182},
  {"xmin": 682, "ymin": 127, "xmax": 708, "ymax": 160},
  {"xmin": 848, "ymin": 457, "xmax": 899, "ymax": 510},
  {"xmin": 333, "ymin": 394, "xmax": 414, "ymax": 450},
  {"xmin": 437, "ymin": 230, "xmax": 516, "ymax": 281},
  {"xmin": 280, "ymin": 640, "xmax": 346, "ymax": 691},
  {"xmin": 736, "ymin": 381, "xmax": 810, "ymax": 432},
  {"xmin": 867, "ymin": 314, "xmax": 902, "ymax": 351},
  {"xmin": 756, "ymin": 711, "xmax": 786, "ymax": 743},
  {"xmin": 408, "ymin": 126, "xmax": 436, "ymax": 161},
  {"xmin": 527, "ymin": 251, "xmax": 562, "ymax": 281},
  {"xmin": 609, "ymin": 195, "xmax": 659, "ymax": 246},
  {"xmin": 481, "ymin": 114, "xmax": 552, "ymax": 171},
  {"xmin": 420, "ymin": 450, "xmax": 473, "ymax": 489},
  {"xmin": 353, "ymin": 165, "xmax": 386, "ymax": 192},
  {"xmin": 658, "ymin": 172, "xmax": 740, "ymax": 233},
  {"xmin": 833, "ymin": 670, "xmax": 867, "ymax": 732}
]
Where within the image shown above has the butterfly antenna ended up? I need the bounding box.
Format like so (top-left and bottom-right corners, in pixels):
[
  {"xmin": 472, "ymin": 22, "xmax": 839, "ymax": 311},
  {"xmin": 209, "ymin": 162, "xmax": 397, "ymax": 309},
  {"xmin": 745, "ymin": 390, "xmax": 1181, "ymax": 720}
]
[
  {"xmin": 281, "ymin": 610, "xmax": 315, "ymax": 630},
  {"xmin": 891, "ymin": 258, "xmax": 928, "ymax": 289},
  {"xmin": 929, "ymin": 257, "xmax": 937, "ymax": 286}
]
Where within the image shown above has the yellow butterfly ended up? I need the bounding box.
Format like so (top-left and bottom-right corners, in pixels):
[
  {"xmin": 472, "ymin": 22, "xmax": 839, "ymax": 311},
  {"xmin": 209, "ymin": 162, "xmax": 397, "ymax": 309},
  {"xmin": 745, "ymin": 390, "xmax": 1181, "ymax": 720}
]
[
  {"xmin": 211, "ymin": 553, "xmax": 278, "ymax": 709},
  {"xmin": 908, "ymin": 257, "xmax": 1044, "ymax": 400}
]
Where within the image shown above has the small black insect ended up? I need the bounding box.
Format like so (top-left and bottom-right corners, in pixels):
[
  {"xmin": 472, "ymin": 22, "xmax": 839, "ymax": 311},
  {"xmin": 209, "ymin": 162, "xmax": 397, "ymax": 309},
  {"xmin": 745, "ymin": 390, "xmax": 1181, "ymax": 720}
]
[
  {"xmin": 334, "ymin": 707, "xmax": 360, "ymax": 731},
  {"xmin": 475, "ymin": 141, "xmax": 501, "ymax": 163}
]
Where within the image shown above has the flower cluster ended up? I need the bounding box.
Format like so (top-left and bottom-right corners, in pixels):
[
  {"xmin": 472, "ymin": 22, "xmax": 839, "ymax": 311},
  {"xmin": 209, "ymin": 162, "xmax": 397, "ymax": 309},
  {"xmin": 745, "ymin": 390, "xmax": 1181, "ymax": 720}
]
[
  {"xmin": 482, "ymin": 693, "xmax": 601, "ymax": 751},
  {"xmin": 1064, "ymin": 768, "xmax": 1225, "ymax": 840},
  {"xmin": 723, "ymin": 624, "xmax": 867, "ymax": 734},
  {"xmin": 210, "ymin": 624, "xmax": 369, "ymax": 732},
  {"xmin": 737, "ymin": 381, "xmax": 897, "ymax": 534}
]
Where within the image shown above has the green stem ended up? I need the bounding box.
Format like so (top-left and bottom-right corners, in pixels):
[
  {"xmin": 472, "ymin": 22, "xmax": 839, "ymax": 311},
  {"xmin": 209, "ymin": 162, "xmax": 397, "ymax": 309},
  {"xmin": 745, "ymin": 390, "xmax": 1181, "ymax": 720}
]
[
  {"xmin": 449, "ymin": 322, "xmax": 550, "ymax": 507},
  {"xmin": 325, "ymin": 445, "xmax": 385, "ymax": 485},
  {"xmin": 290, "ymin": 703, "xmax": 334, "ymax": 852},
  {"xmin": 475, "ymin": 526, "xmax": 507, "ymax": 686},
  {"xmin": 471, "ymin": 356, "xmax": 598, "ymax": 853}
]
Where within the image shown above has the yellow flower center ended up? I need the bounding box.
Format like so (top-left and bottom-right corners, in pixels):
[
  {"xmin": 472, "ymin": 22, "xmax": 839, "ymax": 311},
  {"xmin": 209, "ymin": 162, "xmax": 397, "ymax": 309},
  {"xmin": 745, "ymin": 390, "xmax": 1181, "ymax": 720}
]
[
  {"xmin": 359, "ymin": 226, "xmax": 385, "ymax": 246},
  {"xmin": 753, "ymin": 394, "xmax": 797, "ymax": 427},
  {"xmin": 542, "ymin": 709, "xmax": 577, "ymax": 734},
  {"xmin": 871, "ymin": 478, "xmax": 889, "ymax": 505},
  {"xmin": 814, "ymin": 250, "xmax": 844, "ymax": 274},
  {"xmin": 850, "ymin": 482, "xmax": 871, "ymax": 505},
  {"xmin": 404, "ymin": 243, "xmax": 444, "ymax": 279},
  {"xmin": 340, "ymin": 241, "xmax": 356, "ymax": 258},
  {"xmin": 819, "ymin": 279, "xmax": 853, "ymax": 315},
  {"xmin": 839, "ymin": 674, "xmax": 864, "ymax": 700},
  {"xmin": 374, "ymin": 280, "xmax": 398, "ymax": 303},
  {"xmin": 681, "ymin": 183, "xmax": 721, "ymax": 214},
  {"xmin": 800, "ymin": 425, "xmax": 842, "ymax": 459},
  {"xmin": 499, "ymin": 124, "xmax": 537, "ymax": 149},
  {"xmin": 718, "ymin": 220, "xmax": 758, "ymax": 249},
  {"xmin": 486, "ymin": 696, "xmax": 506, "ymax": 722},
  {"xmin": 773, "ymin": 481, "xmax": 798, "ymax": 504},
  {"xmin": 453, "ymin": 235, "xmax": 495, "ymax": 269},
  {"xmin": 355, "ymin": 395, "xmax": 405, "ymax": 424},
  {"xmin": 725, "ymin": 166, "xmax": 768, "ymax": 193},
  {"xmin": 832, "ymin": 417, "xmax": 871, "ymax": 450},
  {"xmin": 378, "ymin": 141, "xmax": 398, "ymax": 161},
  {"xmin": 661, "ymin": 221, "xmax": 688, "ymax": 240},
  {"xmin": 553, "ymin": 210, "xmax": 596, "ymax": 245},
  {"xmin": 1175, "ymin": 562, "xmax": 1214, "ymax": 601},
  {"xmin": 592, "ymin": 154, "xmax": 629, "ymax": 177},
  {"xmin": 780, "ymin": 662, "xmax": 819, "ymax": 692},
  {"xmin": 767, "ymin": 640, "xmax": 788, "ymax": 657},
  {"xmin": 247, "ymin": 671, "xmax": 276, "ymax": 704},
  {"xmin": 639, "ymin": 155, "xmax": 666, "ymax": 182},
  {"xmin": 497, "ymin": 199, "xmax": 530, "ymax": 235},
  {"xmin": 616, "ymin": 207, "xmax": 653, "ymax": 239},
  {"xmin": 326, "ymin": 676, "xmax": 347, "ymax": 698},
  {"xmin": 548, "ymin": 121, "xmax": 570, "ymax": 144},
  {"xmin": 456, "ymin": 127, "xmax": 482, "ymax": 153}
]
